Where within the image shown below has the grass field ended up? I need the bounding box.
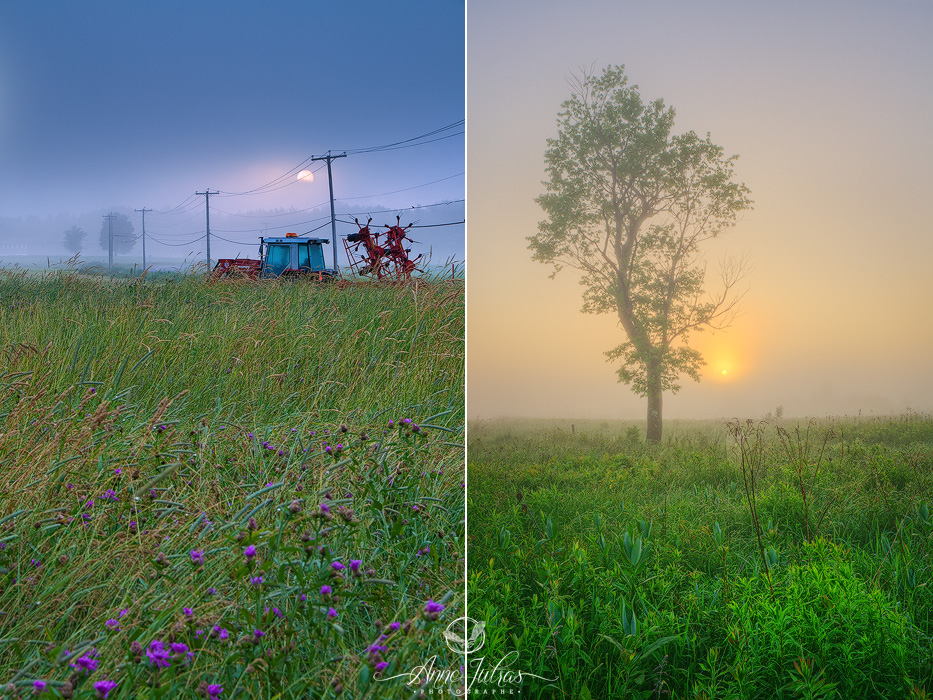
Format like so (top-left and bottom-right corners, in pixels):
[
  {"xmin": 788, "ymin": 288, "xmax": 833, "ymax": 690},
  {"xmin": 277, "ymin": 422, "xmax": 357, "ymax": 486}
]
[
  {"xmin": 469, "ymin": 414, "xmax": 933, "ymax": 699},
  {"xmin": 0, "ymin": 268, "xmax": 464, "ymax": 698}
]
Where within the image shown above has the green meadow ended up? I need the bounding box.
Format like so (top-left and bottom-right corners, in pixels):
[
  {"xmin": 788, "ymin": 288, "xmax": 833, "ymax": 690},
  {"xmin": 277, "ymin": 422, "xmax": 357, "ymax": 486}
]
[
  {"xmin": 0, "ymin": 268, "xmax": 464, "ymax": 699},
  {"xmin": 469, "ymin": 415, "xmax": 933, "ymax": 699}
]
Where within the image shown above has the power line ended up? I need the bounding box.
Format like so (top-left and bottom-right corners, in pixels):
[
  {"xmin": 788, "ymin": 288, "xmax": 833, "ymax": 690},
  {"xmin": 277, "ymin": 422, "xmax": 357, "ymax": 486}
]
[
  {"xmin": 337, "ymin": 172, "xmax": 464, "ymax": 202},
  {"xmin": 210, "ymin": 120, "xmax": 461, "ymax": 200},
  {"xmin": 336, "ymin": 218, "xmax": 463, "ymax": 230},
  {"xmin": 148, "ymin": 234, "xmax": 207, "ymax": 247},
  {"xmin": 341, "ymin": 120, "xmax": 464, "ymax": 154}
]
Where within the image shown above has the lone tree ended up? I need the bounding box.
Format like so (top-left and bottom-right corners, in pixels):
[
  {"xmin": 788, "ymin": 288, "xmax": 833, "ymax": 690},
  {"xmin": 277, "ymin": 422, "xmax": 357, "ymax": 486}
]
[
  {"xmin": 63, "ymin": 225, "xmax": 87, "ymax": 254},
  {"xmin": 98, "ymin": 212, "xmax": 136, "ymax": 255},
  {"xmin": 530, "ymin": 65, "xmax": 752, "ymax": 443}
]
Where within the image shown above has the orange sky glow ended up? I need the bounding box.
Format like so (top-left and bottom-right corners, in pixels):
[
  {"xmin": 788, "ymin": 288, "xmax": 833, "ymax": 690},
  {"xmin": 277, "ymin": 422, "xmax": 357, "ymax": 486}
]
[{"xmin": 467, "ymin": 0, "xmax": 933, "ymax": 420}]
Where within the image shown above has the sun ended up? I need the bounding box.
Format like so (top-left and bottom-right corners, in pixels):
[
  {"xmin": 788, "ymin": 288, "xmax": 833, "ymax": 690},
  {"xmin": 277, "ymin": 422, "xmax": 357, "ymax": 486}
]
[
  {"xmin": 721, "ymin": 369, "xmax": 728, "ymax": 376},
  {"xmin": 297, "ymin": 169, "xmax": 314, "ymax": 182}
]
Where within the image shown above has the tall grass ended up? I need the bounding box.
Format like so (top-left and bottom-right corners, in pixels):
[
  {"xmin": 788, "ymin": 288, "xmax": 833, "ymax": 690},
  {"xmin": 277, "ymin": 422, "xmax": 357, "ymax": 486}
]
[
  {"xmin": 469, "ymin": 416, "xmax": 933, "ymax": 699},
  {"xmin": 0, "ymin": 269, "xmax": 464, "ymax": 698}
]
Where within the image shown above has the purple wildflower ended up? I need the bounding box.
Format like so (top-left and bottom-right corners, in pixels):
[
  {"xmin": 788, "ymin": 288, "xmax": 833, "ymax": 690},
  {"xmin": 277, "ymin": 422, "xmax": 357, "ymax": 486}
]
[
  {"xmin": 250, "ymin": 575, "xmax": 263, "ymax": 587},
  {"xmin": 169, "ymin": 642, "xmax": 189, "ymax": 656},
  {"xmin": 331, "ymin": 561, "xmax": 346, "ymax": 572},
  {"xmin": 349, "ymin": 559, "xmax": 362, "ymax": 575},
  {"xmin": 190, "ymin": 549, "xmax": 204, "ymax": 566},
  {"xmin": 327, "ymin": 607, "xmax": 338, "ymax": 618},
  {"xmin": 102, "ymin": 489, "xmax": 117, "ymax": 501},
  {"xmin": 423, "ymin": 599, "xmax": 445, "ymax": 620},
  {"xmin": 33, "ymin": 680, "xmax": 47, "ymax": 693},
  {"xmin": 389, "ymin": 621, "xmax": 400, "ymax": 631},
  {"xmin": 93, "ymin": 679, "xmax": 117, "ymax": 699},
  {"xmin": 146, "ymin": 640, "xmax": 171, "ymax": 668},
  {"xmin": 253, "ymin": 629, "xmax": 265, "ymax": 640},
  {"xmin": 244, "ymin": 544, "xmax": 256, "ymax": 559},
  {"xmin": 207, "ymin": 685, "xmax": 224, "ymax": 700},
  {"xmin": 320, "ymin": 584, "xmax": 332, "ymax": 597},
  {"xmin": 119, "ymin": 608, "xmax": 129, "ymax": 618},
  {"xmin": 70, "ymin": 648, "xmax": 100, "ymax": 675},
  {"xmin": 105, "ymin": 618, "xmax": 120, "ymax": 631},
  {"xmin": 183, "ymin": 607, "xmax": 194, "ymax": 617},
  {"xmin": 376, "ymin": 661, "xmax": 389, "ymax": 674}
]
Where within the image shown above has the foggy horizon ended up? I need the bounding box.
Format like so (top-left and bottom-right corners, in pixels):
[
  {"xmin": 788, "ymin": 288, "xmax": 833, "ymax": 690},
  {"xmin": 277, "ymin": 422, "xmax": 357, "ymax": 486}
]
[{"xmin": 0, "ymin": 197, "xmax": 465, "ymax": 269}]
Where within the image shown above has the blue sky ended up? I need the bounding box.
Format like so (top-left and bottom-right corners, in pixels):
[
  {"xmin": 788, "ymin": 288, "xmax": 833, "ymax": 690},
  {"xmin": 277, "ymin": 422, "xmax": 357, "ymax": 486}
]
[{"xmin": 0, "ymin": 2, "xmax": 464, "ymax": 260}]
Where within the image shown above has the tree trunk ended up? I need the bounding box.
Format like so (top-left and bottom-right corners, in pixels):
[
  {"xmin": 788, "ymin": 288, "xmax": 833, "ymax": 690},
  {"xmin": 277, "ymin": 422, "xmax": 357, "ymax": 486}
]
[{"xmin": 646, "ymin": 366, "xmax": 663, "ymax": 443}]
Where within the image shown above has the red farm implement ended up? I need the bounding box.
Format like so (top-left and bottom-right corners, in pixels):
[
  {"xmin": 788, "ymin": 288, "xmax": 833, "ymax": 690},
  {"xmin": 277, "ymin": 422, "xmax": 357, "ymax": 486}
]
[{"xmin": 343, "ymin": 216, "xmax": 423, "ymax": 281}]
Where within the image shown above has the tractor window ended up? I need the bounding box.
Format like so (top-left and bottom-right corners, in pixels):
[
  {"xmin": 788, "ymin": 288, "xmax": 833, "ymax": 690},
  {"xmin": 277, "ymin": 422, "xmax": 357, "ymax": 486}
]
[
  {"xmin": 297, "ymin": 243, "xmax": 311, "ymax": 270},
  {"xmin": 265, "ymin": 244, "xmax": 291, "ymax": 276},
  {"xmin": 307, "ymin": 243, "xmax": 325, "ymax": 271}
]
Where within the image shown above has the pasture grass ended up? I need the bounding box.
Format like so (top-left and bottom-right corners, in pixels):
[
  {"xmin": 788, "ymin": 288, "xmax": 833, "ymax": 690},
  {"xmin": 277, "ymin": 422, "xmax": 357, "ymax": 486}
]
[
  {"xmin": 0, "ymin": 268, "xmax": 464, "ymax": 699},
  {"xmin": 469, "ymin": 413, "xmax": 933, "ymax": 699}
]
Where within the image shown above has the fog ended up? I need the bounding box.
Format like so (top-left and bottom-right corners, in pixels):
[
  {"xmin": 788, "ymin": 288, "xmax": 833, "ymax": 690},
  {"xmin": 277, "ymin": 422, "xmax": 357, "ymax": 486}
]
[
  {"xmin": 0, "ymin": 2, "xmax": 464, "ymax": 261},
  {"xmin": 467, "ymin": 0, "xmax": 933, "ymax": 420}
]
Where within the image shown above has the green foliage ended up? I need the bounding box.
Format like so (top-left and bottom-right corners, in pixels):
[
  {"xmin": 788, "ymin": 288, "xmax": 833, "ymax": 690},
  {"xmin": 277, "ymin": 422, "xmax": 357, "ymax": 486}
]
[
  {"xmin": 469, "ymin": 417, "xmax": 933, "ymax": 698},
  {"xmin": 63, "ymin": 226, "xmax": 87, "ymax": 255}
]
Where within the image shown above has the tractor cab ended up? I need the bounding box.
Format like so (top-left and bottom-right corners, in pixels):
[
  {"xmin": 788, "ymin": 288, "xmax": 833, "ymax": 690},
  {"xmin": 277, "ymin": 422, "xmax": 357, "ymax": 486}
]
[{"xmin": 259, "ymin": 233, "xmax": 336, "ymax": 279}]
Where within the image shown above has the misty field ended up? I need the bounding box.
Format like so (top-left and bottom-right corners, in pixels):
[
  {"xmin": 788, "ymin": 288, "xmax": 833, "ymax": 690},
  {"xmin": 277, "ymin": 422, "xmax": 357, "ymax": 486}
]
[
  {"xmin": 0, "ymin": 268, "xmax": 464, "ymax": 699},
  {"xmin": 469, "ymin": 416, "xmax": 933, "ymax": 699}
]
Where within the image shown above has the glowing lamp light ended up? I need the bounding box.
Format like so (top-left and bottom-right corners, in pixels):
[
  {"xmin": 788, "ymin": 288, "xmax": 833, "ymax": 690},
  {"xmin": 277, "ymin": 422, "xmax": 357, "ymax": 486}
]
[{"xmin": 297, "ymin": 169, "xmax": 314, "ymax": 182}]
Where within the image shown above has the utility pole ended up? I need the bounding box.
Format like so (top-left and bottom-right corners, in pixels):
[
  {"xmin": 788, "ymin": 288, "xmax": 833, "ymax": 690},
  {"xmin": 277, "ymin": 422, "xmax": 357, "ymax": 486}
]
[
  {"xmin": 103, "ymin": 212, "xmax": 115, "ymax": 273},
  {"xmin": 195, "ymin": 189, "xmax": 218, "ymax": 270},
  {"xmin": 135, "ymin": 207, "xmax": 151, "ymax": 271},
  {"xmin": 309, "ymin": 151, "xmax": 346, "ymax": 271}
]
